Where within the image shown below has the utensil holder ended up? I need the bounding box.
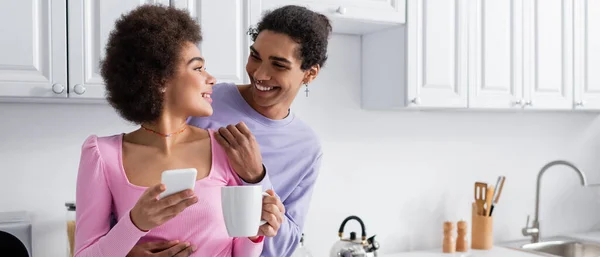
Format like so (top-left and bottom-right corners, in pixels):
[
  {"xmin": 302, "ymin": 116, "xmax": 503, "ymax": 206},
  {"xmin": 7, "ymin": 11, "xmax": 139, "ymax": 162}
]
[{"xmin": 471, "ymin": 204, "xmax": 493, "ymax": 250}]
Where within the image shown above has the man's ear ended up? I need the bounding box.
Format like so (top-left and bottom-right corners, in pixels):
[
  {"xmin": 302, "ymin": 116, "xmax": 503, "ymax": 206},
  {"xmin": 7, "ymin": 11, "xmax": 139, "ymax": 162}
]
[{"xmin": 303, "ymin": 64, "xmax": 320, "ymax": 84}]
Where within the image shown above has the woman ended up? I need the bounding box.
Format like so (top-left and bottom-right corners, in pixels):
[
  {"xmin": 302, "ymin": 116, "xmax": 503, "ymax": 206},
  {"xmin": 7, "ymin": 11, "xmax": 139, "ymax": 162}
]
[{"xmin": 74, "ymin": 5, "xmax": 282, "ymax": 257}]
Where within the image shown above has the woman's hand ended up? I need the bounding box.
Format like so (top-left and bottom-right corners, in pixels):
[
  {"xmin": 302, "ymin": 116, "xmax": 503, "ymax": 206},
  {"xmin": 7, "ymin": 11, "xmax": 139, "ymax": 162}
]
[
  {"xmin": 254, "ymin": 189, "xmax": 285, "ymax": 238},
  {"xmin": 130, "ymin": 184, "xmax": 198, "ymax": 231}
]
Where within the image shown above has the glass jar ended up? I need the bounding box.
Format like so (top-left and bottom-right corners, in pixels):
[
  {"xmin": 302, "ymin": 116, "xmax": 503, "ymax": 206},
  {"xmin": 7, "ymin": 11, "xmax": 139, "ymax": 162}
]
[
  {"xmin": 65, "ymin": 202, "xmax": 76, "ymax": 257},
  {"xmin": 291, "ymin": 233, "xmax": 313, "ymax": 257}
]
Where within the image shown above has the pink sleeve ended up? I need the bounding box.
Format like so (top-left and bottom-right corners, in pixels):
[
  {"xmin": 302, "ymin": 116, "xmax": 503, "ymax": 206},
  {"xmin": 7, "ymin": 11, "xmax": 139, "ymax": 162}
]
[
  {"xmin": 233, "ymin": 237, "xmax": 264, "ymax": 256},
  {"xmin": 74, "ymin": 135, "xmax": 148, "ymax": 257}
]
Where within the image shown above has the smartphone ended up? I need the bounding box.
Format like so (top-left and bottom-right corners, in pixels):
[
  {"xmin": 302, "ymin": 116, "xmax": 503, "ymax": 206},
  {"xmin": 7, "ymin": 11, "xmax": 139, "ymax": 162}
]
[{"xmin": 159, "ymin": 168, "xmax": 197, "ymax": 199}]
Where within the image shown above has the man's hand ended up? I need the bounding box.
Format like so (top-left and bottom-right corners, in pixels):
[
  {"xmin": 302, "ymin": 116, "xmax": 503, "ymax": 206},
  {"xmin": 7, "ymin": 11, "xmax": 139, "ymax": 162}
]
[
  {"xmin": 258, "ymin": 189, "xmax": 285, "ymax": 237},
  {"xmin": 215, "ymin": 122, "xmax": 265, "ymax": 183},
  {"xmin": 126, "ymin": 240, "xmax": 196, "ymax": 257}
]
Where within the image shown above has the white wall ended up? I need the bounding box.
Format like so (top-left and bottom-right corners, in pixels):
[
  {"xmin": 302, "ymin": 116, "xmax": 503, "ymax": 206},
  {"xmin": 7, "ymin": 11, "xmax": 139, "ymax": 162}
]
[{"xmin": 1, "ymin": 34, "xmax": 600, "ymax": 257}]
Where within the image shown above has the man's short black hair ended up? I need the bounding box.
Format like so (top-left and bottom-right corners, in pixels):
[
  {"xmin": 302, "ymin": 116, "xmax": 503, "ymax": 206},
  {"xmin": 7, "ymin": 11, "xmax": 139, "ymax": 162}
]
[{"xmin": 249, "ymin": 5, "xmax": 332, "ymax": 70}]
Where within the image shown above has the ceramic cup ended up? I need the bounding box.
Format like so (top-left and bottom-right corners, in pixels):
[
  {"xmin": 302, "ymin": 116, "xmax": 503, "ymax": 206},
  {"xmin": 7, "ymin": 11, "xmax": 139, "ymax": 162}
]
[{"xmin": 221, "ymin": 185, "xmax": 268, "ymax": 237}]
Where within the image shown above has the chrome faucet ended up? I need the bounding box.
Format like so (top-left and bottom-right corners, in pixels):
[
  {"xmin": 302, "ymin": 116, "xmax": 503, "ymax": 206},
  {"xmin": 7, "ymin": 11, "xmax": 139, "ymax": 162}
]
[{"xmin": 522, "ymin": 160, "xmax": 588, "ymax": 243}]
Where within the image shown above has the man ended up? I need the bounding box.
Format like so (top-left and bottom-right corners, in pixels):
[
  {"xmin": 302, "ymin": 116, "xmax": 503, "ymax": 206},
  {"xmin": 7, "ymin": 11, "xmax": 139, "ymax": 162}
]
[{"xmin": 127, "ymin": 5, "xmax": 331, "ymax": 257}]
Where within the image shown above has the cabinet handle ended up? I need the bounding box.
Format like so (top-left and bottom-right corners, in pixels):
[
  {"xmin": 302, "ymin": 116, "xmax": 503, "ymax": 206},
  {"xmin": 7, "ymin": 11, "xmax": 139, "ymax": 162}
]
[
  {"xmin": 524, "ymin": 100, "xmax": 533, "ymax": 107},
  {"xmin": 410, "ymin": 97, "xmax": 421, "ymax": 105},
  {"xmin": 52, "ymin": 83, "xmax": 65, "ymax": 94},
  {"xmin": 336, "ymin": 6, "xmax": 346, "ymax": 14},
  {"xmin": 575, "ymin": 101, "xmax": 585, "ymax": 107},
  {"xmin": 73, "ymin": 84, "xmax": 86, "ymax": 95},
  {"xmin": 513, "ymin": 99, "xmax": 523, "ymax": 107}
]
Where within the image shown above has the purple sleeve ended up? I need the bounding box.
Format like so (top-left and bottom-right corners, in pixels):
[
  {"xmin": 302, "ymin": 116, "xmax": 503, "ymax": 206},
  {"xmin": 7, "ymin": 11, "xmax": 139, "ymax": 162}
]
[
  {"xmin": 238, "ymin": 164, "xmax": 274, "ymax": 192},
  {"xmin": 261, "ymin": 154, "xmax": 323, "ymax": 257}
]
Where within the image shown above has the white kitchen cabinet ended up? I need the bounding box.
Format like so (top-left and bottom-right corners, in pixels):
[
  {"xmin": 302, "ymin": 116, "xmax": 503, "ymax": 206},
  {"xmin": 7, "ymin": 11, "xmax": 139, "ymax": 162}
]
[
  {"xmin": 523, "ymin": 0, "xmax": 573, "ymax": 110},
  {"xmin": 260, "ymin": 0, "xmax": 405, "ymax": 34},
  {"xmin": 468, "ymin": 0, "xmax": 524, "ymax": 109},
  {"xmin": 406, "ymin": 0, "xmax": 469, "ymax": 108},
  {"xmin": 472, "ymin": 0, "xmax": 573, "ymax": 110},
  {"xmin": 172, "ymin": 0, "xmax": 261, "ymax": 85},
  {"xmin": 362, "ymin": 0, "xmax": 468, "ymax": 109},
  {"xmin": 0, "ymin": 0, "xmax": 254, "ymax": 102},
  {"xmin": 574, "ymin": 0, "xmax": 600, "ymax": 110},
  {"xmin": 0, "ymin": 0, "xmax": 68, "ymax": 99},
  {"xmin": 67, "ymin": 0, "xmax": 169, "ymax": 100},
  {"xmin": 362, "ymin": 0, "xmax": 599, "ymax": 111}
]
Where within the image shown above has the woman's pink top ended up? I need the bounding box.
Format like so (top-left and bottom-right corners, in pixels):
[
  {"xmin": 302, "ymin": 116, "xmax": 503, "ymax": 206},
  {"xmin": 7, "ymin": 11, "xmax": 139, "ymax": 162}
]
[{"xmin": 74, "ymin": 130, "xmax": 263, "ymax": 257}]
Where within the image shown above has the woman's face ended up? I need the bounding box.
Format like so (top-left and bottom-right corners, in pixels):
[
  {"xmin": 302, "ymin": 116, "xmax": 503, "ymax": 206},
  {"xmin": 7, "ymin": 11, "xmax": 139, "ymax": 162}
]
[
  {"xmin": 165, "ymin": 42, "xmax": 216, "ymax": 118},
  {"xmin": 245, "ymin": 30, "xmax": 319, "ymax": 109}
]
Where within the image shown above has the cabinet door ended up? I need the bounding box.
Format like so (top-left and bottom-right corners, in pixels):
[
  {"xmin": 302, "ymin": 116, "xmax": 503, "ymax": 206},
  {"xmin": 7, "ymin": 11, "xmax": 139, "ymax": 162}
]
[
  {"xmin": 406, "ymin": 0, "xmax": 468, "ymax": 108},
  {"xmin": 523, "ymin": 0, "xmax": 573, "ymax": 109},
  {"xmin": 468, "ymin": 0, "xmax": 524, "ymax": 109},
  {"xmin": 0, "ymin": 0, "xmax": 67, "ymax": 98},
  {"xmin": 261, "ymin": 0, "xmax": 405, "ymax": 26},
  {"xmin": 67, "ymin": 0, "xmax": 169, "ymax": 99},
  {"xmin": 574, "ymin": 0, "xmax": 600, "ymax": 110},
  {"xmin": 172, "ymin": 0, "xmax": 260, "ymax": 85}
]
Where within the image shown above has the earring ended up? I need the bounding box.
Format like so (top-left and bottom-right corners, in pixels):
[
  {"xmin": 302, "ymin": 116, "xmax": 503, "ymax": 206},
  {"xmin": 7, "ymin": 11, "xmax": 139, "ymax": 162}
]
[
  {"xmin": 161, "ymin": 88, "xmax": 166, "ymax": 93},
  {"xmin": 304, "ymin": 83, "xmax": 309, "ymax": 97}
]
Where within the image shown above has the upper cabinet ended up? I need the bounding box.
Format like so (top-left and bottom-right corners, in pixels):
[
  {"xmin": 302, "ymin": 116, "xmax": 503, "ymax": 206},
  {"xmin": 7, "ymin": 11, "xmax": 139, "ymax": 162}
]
[
  {"xmin": 468, "ymin": 0, "xmax": 523, "ymax": 109},
  {"xmin": 523, "ymin": 0, "xmax": 573, "ymax": 110},
  {"xmin": 362, "ymin": 0, "xmax": 468, "ymax": 109},
  {"xmin": 574, "ymin": 0, "xmax": 600, "ymax": 110},
  {"xmin": 0, "ymin": 0, "xmax": 68, "ymax": 99},
  {"xmin": 0, "ymin": 0, "xmax": 256, "ymax": 102},
  {"xmin": 171, "ymin": 0, "xmax": 260, "ymax": 85},
  {"xmin": 67, "ymin": 0, "xmax": 169, "ymax": 100},
  {"xmin": 261, "ymin": 0, "xmax": 406, "ymax": 34},
  {"xmin": 3, "ymin": 0, "xmax": 599, "ymax": 111},
  {"xmin": 405, "ymin": 0, "xmax": 469, "ymax": 108},
  {"xmin": 362, "ymin": 0, "xmax": 600, "ymax": 111}
]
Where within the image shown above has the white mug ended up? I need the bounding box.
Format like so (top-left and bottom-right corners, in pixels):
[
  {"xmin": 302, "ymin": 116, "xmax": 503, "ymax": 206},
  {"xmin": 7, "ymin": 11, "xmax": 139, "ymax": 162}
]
[{"xmin": 221, "ymin": 185, "xmax": 269, "ymax": 237}]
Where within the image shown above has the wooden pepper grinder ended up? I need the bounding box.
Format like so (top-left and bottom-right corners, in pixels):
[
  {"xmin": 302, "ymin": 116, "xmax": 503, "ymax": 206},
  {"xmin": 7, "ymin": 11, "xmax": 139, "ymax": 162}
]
[
  {"xmin": 456, "ymin": 220, "xmax": 468, "ymax": 252},
  {"xmin": 443, "ymin": 221, "xmax": 456, "ymax": 253}
]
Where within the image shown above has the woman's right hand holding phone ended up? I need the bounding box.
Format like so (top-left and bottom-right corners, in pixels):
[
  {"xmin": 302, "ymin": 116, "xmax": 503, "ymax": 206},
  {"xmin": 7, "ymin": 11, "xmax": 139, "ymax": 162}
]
[{"xmin": 130, "ymin": 184, "xmax": 198, "ymax": 231}]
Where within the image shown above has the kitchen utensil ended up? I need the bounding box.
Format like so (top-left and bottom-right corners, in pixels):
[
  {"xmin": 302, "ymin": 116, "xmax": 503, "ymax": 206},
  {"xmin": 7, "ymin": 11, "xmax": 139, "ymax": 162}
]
[
  {"xmin": 489, "ymin": 176, "xmax": 506, "ymax": 216},
  {"xmin": 471, "ymin": 206, "xmax": 494, "ymax": 250},
  {"xmin": 484, "ymin": 185, "xmax": 495, "ymax": 216},
  {"xmin": 65, "ymin": 202, "xmax": 76, "ymax": 257},
  {"xmin": 474, "ymin": 182, "xmax": 487, "ymax": 215},
  {"xmin": 329, "ymin": 215, "xmax": 379, "ymax": 257}
]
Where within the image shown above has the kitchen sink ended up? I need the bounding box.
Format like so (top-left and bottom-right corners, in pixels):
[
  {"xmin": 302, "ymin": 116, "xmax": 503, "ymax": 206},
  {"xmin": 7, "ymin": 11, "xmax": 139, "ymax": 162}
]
[{"xmin": 504, "ymin": 237, "xmax": 600, "ymax": 257}]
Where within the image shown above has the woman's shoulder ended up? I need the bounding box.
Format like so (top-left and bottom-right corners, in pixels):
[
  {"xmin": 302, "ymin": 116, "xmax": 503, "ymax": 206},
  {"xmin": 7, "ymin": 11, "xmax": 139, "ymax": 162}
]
[
  {"xmin": 82, "ymin": 134, "xmax": 123, "ymax": 148},
  {"xmin": 80, "ymin": 134, "xmax": 123, "ymax": 160}
]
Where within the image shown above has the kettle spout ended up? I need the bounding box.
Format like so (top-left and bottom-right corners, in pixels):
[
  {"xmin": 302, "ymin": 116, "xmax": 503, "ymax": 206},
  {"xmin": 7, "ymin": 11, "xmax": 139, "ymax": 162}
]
[{"xmin": 365, "ymin": 235, "xmax": 380, "ymax": 253}]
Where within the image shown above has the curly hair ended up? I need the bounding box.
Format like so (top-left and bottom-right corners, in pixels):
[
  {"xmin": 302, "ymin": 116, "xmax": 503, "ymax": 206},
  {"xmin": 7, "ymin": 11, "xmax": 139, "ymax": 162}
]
[
  {"xmin": 248, "ymin": 5, "xmax": 332, "ymax": 70},
  {"xmin": 100, "ymin": 4, "xmax": 201, "ymax": 124}
]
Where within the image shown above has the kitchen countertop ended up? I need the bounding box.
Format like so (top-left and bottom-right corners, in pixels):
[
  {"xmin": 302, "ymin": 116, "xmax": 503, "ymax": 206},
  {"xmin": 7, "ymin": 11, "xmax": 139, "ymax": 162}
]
[
  {"xmin": 378, "ymin": 246, "xmax": 539, "ymax": 257},
  {"xmin": 377, "ymin": 230, "xmax": 600, "ymax": 257}
]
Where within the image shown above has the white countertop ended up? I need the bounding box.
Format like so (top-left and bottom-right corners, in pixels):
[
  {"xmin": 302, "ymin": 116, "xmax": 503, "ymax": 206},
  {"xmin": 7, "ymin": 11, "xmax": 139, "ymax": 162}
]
[
  {"xmin": 376, "ymin": 230, "xmax": 600, "ymax": 257},
  {"xmin": 378, "ymin": 246, "xmax": 540, "ymax": 257}
]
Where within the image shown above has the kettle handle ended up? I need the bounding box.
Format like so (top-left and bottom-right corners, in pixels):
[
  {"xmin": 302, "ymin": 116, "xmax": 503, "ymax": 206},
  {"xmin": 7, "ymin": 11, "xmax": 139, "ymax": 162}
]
[{"xmin": 338, "ymin": 215, "xmax": 367, "ymax": 241}]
